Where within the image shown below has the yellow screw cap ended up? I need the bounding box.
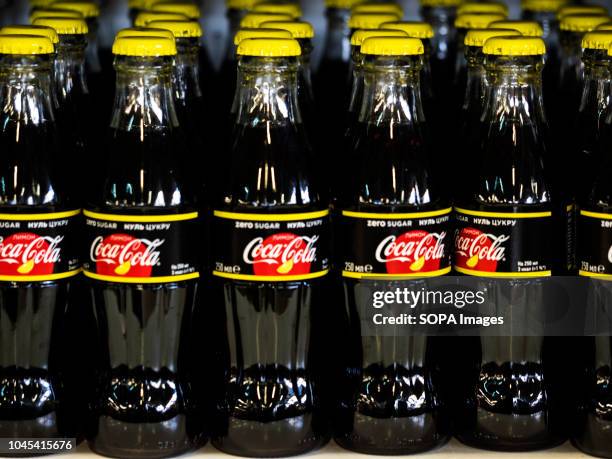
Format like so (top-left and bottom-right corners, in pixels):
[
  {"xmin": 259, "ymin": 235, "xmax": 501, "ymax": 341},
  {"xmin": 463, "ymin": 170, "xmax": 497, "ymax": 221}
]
[
  {"xmin": 0, "ymin": 25, "xmax": 59, "ymax": 44},
  {"xmin": 560, "ymin": 14, "xmax": 610, "ymax": 32},
  {"xmin": 557, "ymin": 5, "xmax": 608, "ymax": 20},
  {"xmin": 234, "ymin": 27, "xmax": 292, "ymax": 45},
  {"xmin": 253, "ymin": 2, "xmax": 302, "ymax": 19},
  {"xmin": 51, "ymin": 1, "xmax": 99, "ymax": 18},
  {"xmin": 350, "ymin": 28, "xmax": 407, "ymax": 46},
  {"xmin": 30, "ymin": 8, "xmax": 83, "ymax": 22},
  {"xmin": 609, "ymin": 43, "xmax": 612, "ymax": 56},
  {"xmin": 419, "ymin": 0, "xmax": 462, "ymax": 6},
  {"xmin": 240, "ymin": 13, "xmax": 293, "ymax": 28},
  {"xmin": 29, "ymin": 0, "xmax": 55, "ymax": 8},
  {"xmin": 361, "ymin": 36, "xmax": 424, "ymax": 55},
  {"xmin": 112, "ymin": 36, "xmax": 177, "ymax": 56},
  {"xmin": 465, "ymin": 28, "xmax": 520, "ymax": 47},
  {"xmin": 151, "ymin": 1, "xmax": 201, "ymax": 19},
  {"xmin": 259, "ymin": 21, "xmax": 314, "ymax": 39},
  {"xmin": 134, "ymin": 11, "xmax": 188, "ymax": 27},
  {"xmin": 521, "ymin": 0, "xmax": 567, "ymax": 13},
  {"xmin": 128, "ymin": 0, "xmax": 145, "ymax": 9},
  {"xmin": 489, "ymin": 20, "xmax": 544, "ymax": 37},
  {"xmin": 349, "ymin": 13, "xmax": 401, "ymax": 29},
  {"xmin": 581, "ymin": 30, "xmax": 612, "ymax": 50},
  {"xmin": 149, "ymin": 19, "xmax": 202, "ymax": 38},
  {"xmin": 380, "ymin": 21, "xmax": 434, "ymax": 39},
  {"xmin": 455, "ymin": 13, "xmax": 507, "ymax": 29},
  {"xmin": 32, "ymin": 17, "xmax": 88, "ymax": 35},
  {"xmin": 226, "ymin": 0, "xmax": 258, "ymax": 9},
  {"xmin": 0, "ymin": 34, "xmax": 55, "ymax": 54},
  {"xmin": 597, "ymin": 22, "xmax": 612, "ymax": 31},
  {"xmin": 457, "ymin": 2, "xmax": 509, "ymax": 16},
  {"xmin": 483, "ymin": 36, "xmax": 546, "ymax": 55},
  {"xmin": 352, "ymin": 2, "xmax": 404, "ymax": 16},
  {"xmin": 116, "ymin": 27, "xmax": 174, "ymax": 40},
  {"xmin": 237, "ymin": 37, "xmax": 301, "ymax": 57},
  {"xmin": 325, "ymin": 0, "xmax": 362, "ymax": 8}
]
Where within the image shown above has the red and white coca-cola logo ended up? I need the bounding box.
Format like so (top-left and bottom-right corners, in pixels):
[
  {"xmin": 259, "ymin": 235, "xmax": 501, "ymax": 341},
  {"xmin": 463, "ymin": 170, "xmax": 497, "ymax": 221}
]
[
  {"xmin": 243, "ymin": 233, "xmax": 318, "ymax": 276},
  {"xmin": 375, "ymin": 231, "xmax": 446, "ymax": 274},
  {"xmin": 454, "ymin": 228, "xmax": 509, "ymax": 272},
  {"xmin": 0, "ymin": 233, "xmax": 62, "ymax": 276},
  {"xmin": 90, "ymin": 234, "xmax": 164, "ymax": 277}
]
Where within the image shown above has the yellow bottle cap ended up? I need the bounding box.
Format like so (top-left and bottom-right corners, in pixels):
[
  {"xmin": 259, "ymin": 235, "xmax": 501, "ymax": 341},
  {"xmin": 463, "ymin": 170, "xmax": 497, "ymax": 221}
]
[
  {"xmin": 253, "ymin": 2, "xmax": 302, "ymax": 19},
  {"xmin": 151, "ymin": 1, "xmax": 201, "ymax": 19},
  {"xmin": 259, "ymin": 21, "xmax": 315, "ymax": 39},
  {"xmin": 348, "ymin": 13, "xmax": 401, "ymax": 29},
  {"xmin": 51, "ymin": 1, "xmax": 99, "ymax": 18},
  {"xmin": 483, "ymin": 36, "xmax": 546, "ymax": 55},
  {"xmin": 380, "ymin": 21, "xmax": 434, "ymax": 39},
  {"xmin": 361, "ymin": 36, "xmax": 424, "ymax": 55},
  {"xmin": 128, "ymin": 0, "xmax": 145, "ymax": 9},
  {"xmin": 237, "ymin": 37, "xmax": 301, "ymax": 57},
  {"xmin": 134, "ymin": 11, "xmax": 188, "ymax": 27},
  {"xmin": 29, "ymin": 0, "xmax": 55, "ymax": 8},
  {"xmin": 581, "ymin": 30, "xmax": 612, "ymax": 50},
  {"xmin": 226, "ymin": 0, "xmax": 258, "ymax": 9},
  {"xmin": 116, "ymin": 27, "xmax": 174, "ymax": 40},
  {"xmin": 0, "ymin": 34, "xmax": 55, "ymax": 54},
  {"xmin": 352, "ymin": 3, "xmax": 404, "ymax": 16},
  {"xmin": 489, "ymin": 20, "xmax": 544, "ymax": 37},
  {"xmin": 30, "ymin": 8, "xmax": 83, "ymax": 22},
  {"xmin": 597, "ymin": 22, "xmax": 612, "ymax": 31},
  {"xmin": 457, "ymin": 2, "xmax": 509, "ymax": 16},
  {"xmin": 112, "ymin": 36, "xmax": 177, "ymax": 56},
  {"xmin": 521, "ymin": 0, "xmax": 567, "ymax": 13},
  {"xmin": 325, "ymin": 0, "xmax": 362, "ymax": 8},
  {"xmin": 149, "ymin": 20, "xmax": 202, "ymax": 38},
  {"xmin": 0, "ymin": 25, "xmax": 59, "ymax": 44},
  {"xmin": 557, "ymin": 5, "xmax": 608, "ymax": 20},
  {"xmin": 240, "ymin": 13, "xmax": 293, "ymax": 28},
  {"xmin": 560, "ymin": 14, "xmax": 610, "ymax": 32},
  {"xmin": 455, "ymin": 13, "xmax": 507, "ymax": 29},
  {"xmin": 465, "ymin": 28, "xmax": 520, "ymax": 47},
  {"xmin": 32, "ymin": 17, "xmax": 88, "ymax": 35},
  {"xmin": 609, "ymin": 43, "xmax": 612, "ymax": 56},
  {"xmin": 350, "ymin": 28, "xmax": 407, "ymax": 46},
  {"xmin": 234, "ymin": 27, "xmax": 293, "ymax": 45},
  {"xmin": 419, "ymin": 0, "xmax": 462, "ymax": 7}
]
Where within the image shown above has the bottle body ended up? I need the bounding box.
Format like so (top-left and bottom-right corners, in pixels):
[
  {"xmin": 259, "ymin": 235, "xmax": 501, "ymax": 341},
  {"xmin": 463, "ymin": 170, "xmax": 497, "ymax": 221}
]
[
  {"xmin": 84, "ymin": 55, "xmax": 204, "ymax": 458},
  {"xmin": 333, "ymin": 52, "xmax": 451, "ymax": 454},
  {"xmin": 210, "ymin": 54, "xmax": 329, "ymax": 457},
  {"xmin": 0, "ymin": 52, "xmax": 79, "ymax": 440}
]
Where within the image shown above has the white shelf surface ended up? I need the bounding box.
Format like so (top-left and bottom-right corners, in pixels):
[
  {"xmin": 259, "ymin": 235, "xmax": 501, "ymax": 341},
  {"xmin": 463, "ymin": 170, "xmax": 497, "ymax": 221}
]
[{"xmin": 64, "ymin": 439, "xmax": 589, "ymax": 458}]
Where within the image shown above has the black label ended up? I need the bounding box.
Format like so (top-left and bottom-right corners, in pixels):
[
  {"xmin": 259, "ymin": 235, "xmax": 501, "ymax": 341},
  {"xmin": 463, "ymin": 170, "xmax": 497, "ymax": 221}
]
[
  {"xmin": 212, "ymin": 209, "xmax": 330, "ymax": 281},
  {"xmin": 83, "ymin": 210, "xmax": 199, "ymax": 283},
  {"xmin": 577, "ymin": 209, "xmax": 612, "ymax": 279},
  {"xmin": 0, "ymin": 210, "xmax": 80, "ymax": 281},
  {"xmin": 338, "ymin": 208, "xmax": 452, "ymax": 278},
  {"xmin": 454, "ymin": 207, "xmax": 552, "ymax": 276}
]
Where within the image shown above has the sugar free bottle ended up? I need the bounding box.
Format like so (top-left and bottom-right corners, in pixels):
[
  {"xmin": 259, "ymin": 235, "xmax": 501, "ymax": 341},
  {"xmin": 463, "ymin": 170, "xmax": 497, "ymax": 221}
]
[
  {"xmin": 0, "ymin": 34, "xmax": 80, "ymax": 439},
  {"xmin": 573, "ymin": 43, "xmax": 612, "ymax": 459},
  {"xmin": 83, "ymin": 36, "xmax": 204, "ymax": 458},
  {"xmin": 453, "ymin": 36, "xmax": 567, "ymax": 450},
  {"xmin": 333, "ymin": 37, "xmax": 451, "ymax": 454},
  {"xmin": 210, "ymin": 38, "xmax": 330, "ymax": 457}
]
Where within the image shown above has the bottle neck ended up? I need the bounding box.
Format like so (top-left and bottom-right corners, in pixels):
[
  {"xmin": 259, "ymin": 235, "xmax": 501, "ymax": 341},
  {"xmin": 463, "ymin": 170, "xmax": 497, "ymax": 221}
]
[
  {"xmin": 54, "ymin": 34, "xmax": 89, "ymax": 101},
  {"xmin": 322, "ymin": 7, "xmax": 351, "ymax": 63},
  {"xmin": 463, "ymin": 46, "xmax": 486, "ymax": 112},
  {"xmin": 482, "ymin": 55, "xmax": 547, "ymax": 128},
  {"xmin": 348, "ymin": 47, "xmax": 363, "ymax": 114},
  {"xmin": 578, "ymin": 49, "xmax": 611, "ymax": 118},
  {"xmin": 85, "ymin": 17, "xmax": 102, "ymax": 74},
  {"xmin": 110, "ymin": 55, "xmax": 179, "ymax": 134},
  {"xmin": 0, "ymin": 54, "xmax": 55, "ymax": 127},
  {"xmin": 235, "ymin": 55, "xmax": 302, "ymax": 127},
  {"xmin": 173, "ymin": 37, "xmax": 202, "ymax": 104},
  {"xmin": 359, "ymin": 55, "xmax": 426, "ymax": 128}
]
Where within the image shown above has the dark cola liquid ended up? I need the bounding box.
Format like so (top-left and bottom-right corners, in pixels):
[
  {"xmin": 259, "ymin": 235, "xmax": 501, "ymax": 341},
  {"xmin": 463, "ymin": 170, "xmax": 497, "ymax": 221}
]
[
  {"xmin": 210, "ymin": 124, "xmax": 329, "ymax": 457},
  {"xmin": 333, "ymin": 123, "xmax": 450, "ymax": 453},
  {"xmin": 86, "ymin": 129, "xmax": 203, "ymax": 458},
  {"xmin": 0, "ymin": 114, "xmax": 77, "ymax": 440}
]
